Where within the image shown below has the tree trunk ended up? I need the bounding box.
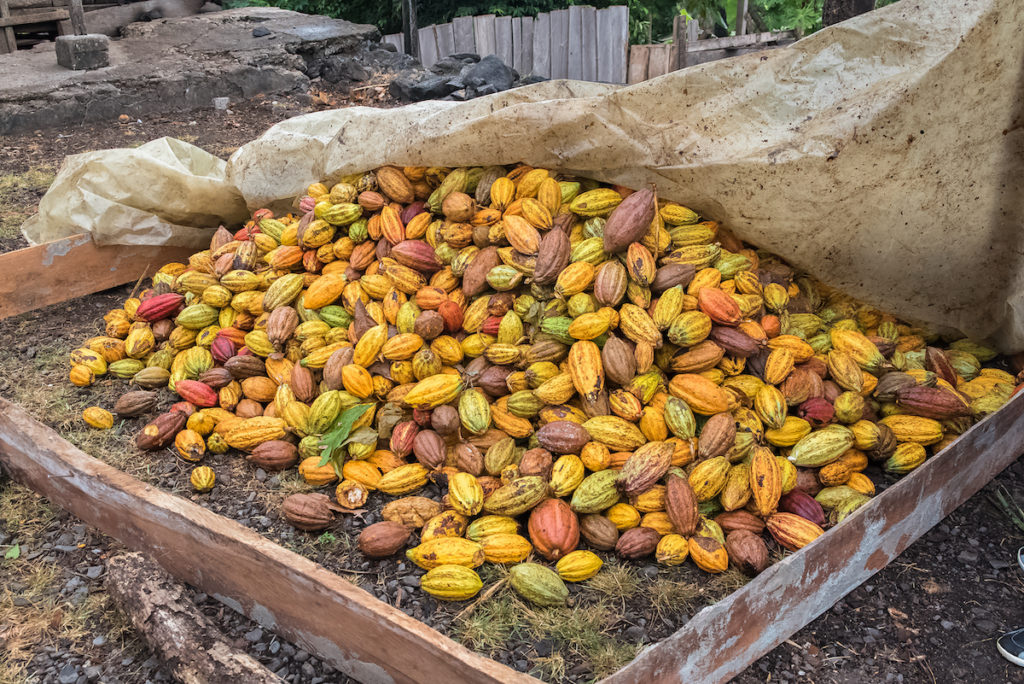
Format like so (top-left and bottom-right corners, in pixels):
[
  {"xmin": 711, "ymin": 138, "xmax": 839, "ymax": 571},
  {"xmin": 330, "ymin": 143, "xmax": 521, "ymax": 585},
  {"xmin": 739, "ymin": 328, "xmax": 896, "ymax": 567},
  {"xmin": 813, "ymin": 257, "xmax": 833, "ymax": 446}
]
[
  {"xmin": 106, "ymin": 553, "xmax": 279, "ymax": 684},
  {"xmin": 822, "ymin": 0, "xmax": 875, "ymax": 27}
]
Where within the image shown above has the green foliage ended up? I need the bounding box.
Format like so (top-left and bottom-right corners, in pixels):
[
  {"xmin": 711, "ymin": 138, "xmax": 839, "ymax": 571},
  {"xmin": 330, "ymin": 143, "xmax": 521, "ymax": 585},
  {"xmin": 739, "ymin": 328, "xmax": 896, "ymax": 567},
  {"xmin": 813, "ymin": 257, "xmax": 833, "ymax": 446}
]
[
  {"xmin": 754, "ymin": 0, "xmax": 824, "ymax": 32},
  {"xmin": 318, "ymin": 403, "xmax": 372, "ymax": 472}
]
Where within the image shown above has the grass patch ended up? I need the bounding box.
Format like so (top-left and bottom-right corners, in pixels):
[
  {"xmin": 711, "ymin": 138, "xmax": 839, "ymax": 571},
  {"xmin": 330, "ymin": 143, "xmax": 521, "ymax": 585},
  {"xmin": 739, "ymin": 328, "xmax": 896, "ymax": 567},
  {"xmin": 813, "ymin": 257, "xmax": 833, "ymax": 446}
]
[
  {"xmin": 647, "ymin": 575, "xmax": 702, "ymax": 620},
  {"xmin": 0, "ymin": 166, "xmax": 56, "ymax": 240},
  {"xmin": 452, "ymin": 589, "xmax": 519, "ymax": 654},
  {"xmin": 0, "ymin": 483, "xmax": 57, "ymax": 547}
]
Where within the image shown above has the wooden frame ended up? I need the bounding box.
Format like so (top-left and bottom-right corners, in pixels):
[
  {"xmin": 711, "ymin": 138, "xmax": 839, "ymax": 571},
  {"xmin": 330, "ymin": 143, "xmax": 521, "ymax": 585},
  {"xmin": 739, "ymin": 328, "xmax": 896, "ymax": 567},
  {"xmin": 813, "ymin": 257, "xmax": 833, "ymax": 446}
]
[{"xmin": 2, "ymin": 236, "xmax": 1023, "ymax": 683}]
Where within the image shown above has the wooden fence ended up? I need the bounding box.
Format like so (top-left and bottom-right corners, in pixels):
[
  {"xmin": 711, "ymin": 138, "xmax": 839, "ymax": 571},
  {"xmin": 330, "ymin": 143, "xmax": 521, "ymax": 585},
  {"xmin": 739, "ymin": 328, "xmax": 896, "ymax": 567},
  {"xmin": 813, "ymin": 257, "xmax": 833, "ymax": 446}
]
[
  {"xmin": 627, "ymin": 16, "xmax": 796, "ymax": 83},
  {"xmin": 385, "ymin": 7, "xmax": 796, "ymax": 86},
  {"xmin": 385, "ymin": 5, "xmax": 629, "ymax": 84}
]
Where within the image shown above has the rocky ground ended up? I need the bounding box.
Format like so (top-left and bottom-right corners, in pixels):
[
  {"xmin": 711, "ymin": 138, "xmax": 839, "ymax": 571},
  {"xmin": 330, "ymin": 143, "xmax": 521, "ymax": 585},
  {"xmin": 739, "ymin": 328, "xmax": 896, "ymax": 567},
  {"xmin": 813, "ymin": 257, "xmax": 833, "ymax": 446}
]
[{"xmin": 1, "ymin": 96, "xmax": 1023, "ymax": 684}]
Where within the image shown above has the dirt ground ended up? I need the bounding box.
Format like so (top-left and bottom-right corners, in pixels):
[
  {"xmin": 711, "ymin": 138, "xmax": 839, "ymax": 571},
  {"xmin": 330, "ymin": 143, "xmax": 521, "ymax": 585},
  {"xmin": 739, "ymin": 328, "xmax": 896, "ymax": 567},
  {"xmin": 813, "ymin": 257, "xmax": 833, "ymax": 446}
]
[{"xmin": 1, "ymin": 95, "xmax": 1023, "ymax": 684}]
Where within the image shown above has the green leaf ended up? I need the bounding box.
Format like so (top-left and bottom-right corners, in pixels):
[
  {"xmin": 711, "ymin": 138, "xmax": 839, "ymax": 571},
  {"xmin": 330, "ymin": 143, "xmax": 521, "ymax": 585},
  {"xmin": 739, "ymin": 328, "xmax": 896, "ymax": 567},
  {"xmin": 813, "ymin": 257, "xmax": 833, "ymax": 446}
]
[
  {"xmin": 5, "ymin": 544, "xmax": 21, "ymax": 560},
  {"xmin": 318, "ymin": 403, "xmax": 373, "ymax": 466}
]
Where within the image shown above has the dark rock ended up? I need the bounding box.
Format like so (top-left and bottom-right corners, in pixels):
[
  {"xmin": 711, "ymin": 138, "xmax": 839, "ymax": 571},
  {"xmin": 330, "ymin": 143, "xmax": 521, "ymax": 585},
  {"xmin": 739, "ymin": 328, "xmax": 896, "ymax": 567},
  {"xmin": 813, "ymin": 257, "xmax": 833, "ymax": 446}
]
[
  {"xmin": 449, "ymin": 52, "xmax": 480, "ymax": 62},
  {"xmin": 519, "ymin": 74, "xmax": 548, "ymax": 86},
  {"xmin": 245, "ymin": 628, "xmax": 263, "ymax": 642},
  {"xmin": 322, "ymin": 56, "xmax": 372, "ymax": 84},
  {"xmin": 389, "ymin": 71, "xmax": 457, "ymax": 101},
  {"xmin": 463, "ymin": 54, "xmax": 515, "ymax": 93},
  {"xmin": 252, "ymin": 27, "xmax": 272, "ymax": 37}
]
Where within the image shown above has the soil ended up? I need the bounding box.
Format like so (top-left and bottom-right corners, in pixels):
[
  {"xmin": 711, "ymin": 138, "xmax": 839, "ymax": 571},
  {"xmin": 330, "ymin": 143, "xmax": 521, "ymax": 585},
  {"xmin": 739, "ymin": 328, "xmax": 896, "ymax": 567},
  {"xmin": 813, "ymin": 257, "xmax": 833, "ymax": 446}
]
[{"xmin": 1, "ymin": 95, "xmax": 1023, "ymax": 684}]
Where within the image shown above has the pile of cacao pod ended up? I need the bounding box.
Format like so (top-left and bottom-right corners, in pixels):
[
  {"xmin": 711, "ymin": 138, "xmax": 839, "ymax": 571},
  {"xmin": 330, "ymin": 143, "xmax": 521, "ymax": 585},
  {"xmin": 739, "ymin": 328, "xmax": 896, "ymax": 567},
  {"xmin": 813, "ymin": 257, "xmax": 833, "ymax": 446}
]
[{"xmin": 67, "ymin": 163, "xmax": 1022, "ymax": 605}]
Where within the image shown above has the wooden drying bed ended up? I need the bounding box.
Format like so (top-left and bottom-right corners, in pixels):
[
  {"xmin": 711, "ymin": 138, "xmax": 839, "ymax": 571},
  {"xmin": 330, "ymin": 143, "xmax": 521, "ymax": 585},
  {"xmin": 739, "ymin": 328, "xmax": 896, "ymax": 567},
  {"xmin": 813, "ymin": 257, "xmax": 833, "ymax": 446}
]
[{"xmin": 1, "ymin": 234, "xmax": 1022, "ymax": 683}]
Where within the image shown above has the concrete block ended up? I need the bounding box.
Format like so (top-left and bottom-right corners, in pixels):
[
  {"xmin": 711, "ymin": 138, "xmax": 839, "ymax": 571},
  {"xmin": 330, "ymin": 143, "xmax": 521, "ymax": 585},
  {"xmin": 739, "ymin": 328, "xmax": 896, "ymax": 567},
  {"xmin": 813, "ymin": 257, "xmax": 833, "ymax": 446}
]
[{"xmin": 56, "ymin": 34, "xmax": 110, "ymax": 71}]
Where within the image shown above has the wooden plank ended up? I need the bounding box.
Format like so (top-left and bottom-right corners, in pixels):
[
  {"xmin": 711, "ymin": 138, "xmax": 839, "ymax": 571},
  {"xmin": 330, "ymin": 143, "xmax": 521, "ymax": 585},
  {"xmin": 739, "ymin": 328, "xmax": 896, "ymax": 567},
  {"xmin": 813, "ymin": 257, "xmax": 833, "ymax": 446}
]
[
  {"xmin": 566, "ymin": 5, "xmax": 583, "ymax": 80},
  {"xmin": 416, "ymin": 25, "xmax": 438, "ymax": 67},
  {"xmin": 596, "ymin": 5, "xmax": 628, "ymax": 84},
  {"xmin": 0, "ymin": 399, "xmax": 536, "ymax": 684},
  {"xmin": 494, "ymin": 15, "xmax": 512, "ymax": 66},
  {"xmin": 626, "ymin": 44, "xmax": 648, "ymax": 84},
  {"xmin": 532, "ymin": 12, "xmax": 549, "ymax": 77},
  {"xmin": 735, "ymin": 0, "xmax": 749, "ymax": 35},
  {"xmin": 672, "ymin": 14, "xmax": 685, "ymax": 70},
  {"xmin": 511, "ymin": 16, "xmax": 522, "ymax": 72},
  {"xmin": 67, "ymin": 0, "xmax": 86, "ymax": 34},
  {"xmin": 0, "ymin": 0, "xmax": 16, "ymax": 54},
  {"xmin": 548, "ymin": 8, "xmax": 569, "ymax": 79},
  {"xmin": 687, "ymin": 30, "xmax": 794, "ymax": 52},
  {"xmin": 473, "ymin": 14, "xmax": 496, "ymax": 58},
  {"xmin": 520, "ymin": 16, "xmax": 533, "ymax": 75},
  {"xmin": 646, "ymin": 44, "xmax": 671, "ymax": 79},
  {"xmin": 0, "ymin": 7, "xmax": 66, "ymax": 25},
  {"xmin": 0, "ymin": 235, "xmax": 197, "ymax": 321},
  {"xmin": 580, "ymin": 5, "xmax": 597, "ymax": 81},
  {"xmin": 453, "ymin": 15, "xmax": 474, "ymax": 54},
  {"xmin": 435, "ymin": 21, "xmax": 455, "ymax": 60},
  {"xmin": 382, "ymin": 32, "xmax": 404, "ymax": 53},
  {"xmin": 608, "ymin": 393, "xmax": 1024, "ymax": 683}
]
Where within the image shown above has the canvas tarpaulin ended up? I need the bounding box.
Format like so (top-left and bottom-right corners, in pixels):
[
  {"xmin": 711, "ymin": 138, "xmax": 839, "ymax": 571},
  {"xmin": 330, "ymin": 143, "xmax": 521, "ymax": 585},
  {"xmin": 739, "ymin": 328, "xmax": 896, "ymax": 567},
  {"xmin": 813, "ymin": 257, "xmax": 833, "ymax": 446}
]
[{"xmin": 21, "ymin": 0, "xmax": 1024, "ymax": 350}]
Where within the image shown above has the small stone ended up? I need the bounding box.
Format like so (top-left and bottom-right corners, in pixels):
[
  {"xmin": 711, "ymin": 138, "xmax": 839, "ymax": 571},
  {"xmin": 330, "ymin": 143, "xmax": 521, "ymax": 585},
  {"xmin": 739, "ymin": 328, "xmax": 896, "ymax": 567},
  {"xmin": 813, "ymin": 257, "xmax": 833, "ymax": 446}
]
[
  {"xmin": 85, "ymin": 566, "xmax": 103, "ymax": 580},
  {"xmin": 245, "ymin": 628, "xmax": 263, "ymax": 643},
  {"xmin": 958, "ymin": 549, "xmax": 979, "ymax": 564},
  {"xmin": 13, "ymin": 596, "xmax": 31, "ymax": 607},
  {"xmin": 58, "ymin": 664, "xmax": 79, "ymax": 684},
  {"xmin": 269, "ymin": 641, "xmax": 280, "ymax": 655},
  {"xmin": 988, "ymin": 558, "xmax": 1010, "ymax": 570},
  {"xmin": 301, "ymin": 663, "xmax": 315, "ymax": 678},
  {"xmin": 940, "ymin": 620, "xmax": 956, "ymax": 630},
  {"xmin": 91, "ymin": 635, "xmax": 107, "ymax": 646},
  {"xmin": 401, "ymin": 575, "xmax": 420, "ymax": 588},
  {"xmin": 295, "ymin": 650, "xmax": 310, "ymax": 663},
  {"xmin": 974, "ymin": 618, "xmax": 997, "ymax": 633},
  {"xmin": 255, "ymin": 468, "xmax": 268, "ymax": 482},
  {"xmin": 84, "ymin": 665, "xmax": 102, "ymax": 680},
  {"xmin": 623, "ymin": 625, "xmax": 644, "ymax": 641},
  {"xmin": 252, "ymin": 27, "xmax": 271, "ymax": 37}
]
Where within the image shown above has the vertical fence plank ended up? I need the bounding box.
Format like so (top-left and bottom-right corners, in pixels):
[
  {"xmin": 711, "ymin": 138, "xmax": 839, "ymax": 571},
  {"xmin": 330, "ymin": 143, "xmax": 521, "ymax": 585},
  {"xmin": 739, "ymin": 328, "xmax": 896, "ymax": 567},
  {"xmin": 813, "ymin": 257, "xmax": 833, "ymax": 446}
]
[
  {"xmin": 520, "ymin": 16, "xmax": 534, "ymax": 75},
  {"xmin": 383, "ymin": 33, "xmax": 405, "ymax": 54},
  {"xmin": 609, "ymin": 5, "xmax": 629, "ymax": 84},
  {"xmin": 435, "ymin": 22, "xmax": 455, "ymax": 60},
  {"xmin": 474, "ymin": 14, "xmax": 497, "ymax": 57},
  {"xmin": 511, "ymin": 16, "xmax": 523, "ymax": 72},
  {"xmin": 567, "ymin": 5, "xmax": 583, "ymax": 80},
  {"xmin": 627, "ymin": 44, "xmax": 648, "ymax": 84},
  {"xmin": 580, "ymin": 5, "xmax": 597, "ymax": 81},
  {"xmin": 533, "ymin": 12, "xmax": 550, "ymax": 78},
  {"xmin": 647, "ymin": 44, "xmax": 670, "ymax": 78},
  {"xmin": 549, "ymin": 8, "xmax": 569, "ymax": 79},
  {"xmin": 453, "ymin": 15, "xmax": 475, "ymax": 54},
  {"xmin": 495, "ymin": 15, "xmax": 513, "ymax": 66},
  {"xmin": 417, "ymin": 25, "xmax": 438, "ymax": 67}
]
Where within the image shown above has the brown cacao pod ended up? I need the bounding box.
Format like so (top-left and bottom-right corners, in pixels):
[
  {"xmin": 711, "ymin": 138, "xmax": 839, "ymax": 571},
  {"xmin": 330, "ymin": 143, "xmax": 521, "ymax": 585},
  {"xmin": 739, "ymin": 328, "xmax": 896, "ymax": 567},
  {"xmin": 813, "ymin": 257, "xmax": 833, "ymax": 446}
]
[
  {"xmin": 725, "ymin": 530, "xmax": 769, "ymax": 576},
  {"xmin": 113, "ymin": 390, "xmax": 159, "ymax": 417},
  {"xmin": 665, "ymin": 472, "xmax": 700, "ymax": 537},
  {"xmin": 282, "ymin": 493, "xmax": 336, "ymax": 531},
  {"xmin": 579, "ymin": 513, "xmax": 619, "ymax": 551},
  {"xmin": 358, "ymin": 521, "xmax": 412, "ymax": 558},
  {"xmin": 246, "ymin": 440, "xmax": 299, "ymax": 471},
  {"xmin": 615, "ymin": 525, "xmax": 660, "ymax": 559},
  {"xmin": 136, "ymin": 411, "xmax": 187, "ymax": 450}
]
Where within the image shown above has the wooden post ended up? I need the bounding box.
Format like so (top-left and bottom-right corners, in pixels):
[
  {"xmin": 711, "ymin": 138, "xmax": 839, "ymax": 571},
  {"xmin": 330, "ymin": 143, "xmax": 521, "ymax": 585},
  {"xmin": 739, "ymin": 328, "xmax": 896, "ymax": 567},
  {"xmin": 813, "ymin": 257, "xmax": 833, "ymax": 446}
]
[
  {"xmin": 67, "ymin": 0, "xmax": 85, "ymax": 34},
  {"xmin": 401, "ymin": 0, "xmax": 418, "ymax": 57},
  {"xmin": 735, "ymin": 0, "xmax": 748, "ymax": 35},
  {"xmin": 672, "ymin": 14, "xmax": 684, "ymax": 70},
  {"xmin": 0, "ymin": 0, "xmax": 16, "ymax": 54}
]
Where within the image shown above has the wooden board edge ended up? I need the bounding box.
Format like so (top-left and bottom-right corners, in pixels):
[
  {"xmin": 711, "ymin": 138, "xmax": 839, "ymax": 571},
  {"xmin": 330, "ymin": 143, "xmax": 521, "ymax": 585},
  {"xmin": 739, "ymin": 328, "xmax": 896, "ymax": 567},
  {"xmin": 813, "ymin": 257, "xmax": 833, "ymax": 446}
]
[
  {"xmin": 0, "ymin": 234, "xmax": 198, "ymax": 321},
  {"xmin": 0, "ymin": 398, "xmax": 536, "ymax": 684},
  {"xmin": 603, "ymin": 393, "xmax": 1024, "ymax": 683}
]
